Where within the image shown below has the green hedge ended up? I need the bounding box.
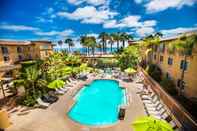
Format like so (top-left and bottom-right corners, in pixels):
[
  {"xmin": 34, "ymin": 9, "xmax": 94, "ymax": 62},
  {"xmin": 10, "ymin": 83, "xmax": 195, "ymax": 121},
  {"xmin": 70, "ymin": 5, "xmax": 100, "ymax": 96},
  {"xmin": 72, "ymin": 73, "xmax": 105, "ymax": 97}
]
[{"xmin": 160, "ymin": 77, "xmax": 178, "ymax": 96}]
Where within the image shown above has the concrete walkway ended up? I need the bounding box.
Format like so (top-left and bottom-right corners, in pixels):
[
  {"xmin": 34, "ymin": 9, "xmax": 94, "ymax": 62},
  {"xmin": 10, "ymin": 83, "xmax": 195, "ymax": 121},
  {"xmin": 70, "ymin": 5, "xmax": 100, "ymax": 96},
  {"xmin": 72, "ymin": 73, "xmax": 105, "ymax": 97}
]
[{"xmin": 6, "ymin": 79, "xmax": 146, "ymax": 131}]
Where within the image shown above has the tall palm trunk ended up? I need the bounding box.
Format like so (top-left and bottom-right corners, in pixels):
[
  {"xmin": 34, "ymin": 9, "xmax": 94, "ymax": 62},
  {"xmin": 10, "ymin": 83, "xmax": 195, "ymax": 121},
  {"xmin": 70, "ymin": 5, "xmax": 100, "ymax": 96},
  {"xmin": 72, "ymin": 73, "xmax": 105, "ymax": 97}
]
[
  {"xmin": 102, "ymin": 39, "xmax": 105, "ymax": 54},
  {"xmin": 87, "ymin": 47, "xmax": 90, "ymax": 55},
  {"xmin": 117, "ymin": 40, "xmax": 120, "ymax": 50},
  {"xmin": 92, "ymin": 47, "xmax": 95, "ymax": 56},
  {"xmin": 69, "ymin": 45, "xmax": 71, "ymax": 52},
  {"xmin": 110, "ymin": 43, "xmax": 113, "ymax": 53},
  {"xmin": 122, "ymin": 40, "xmax": 125, "ymax": 48}
]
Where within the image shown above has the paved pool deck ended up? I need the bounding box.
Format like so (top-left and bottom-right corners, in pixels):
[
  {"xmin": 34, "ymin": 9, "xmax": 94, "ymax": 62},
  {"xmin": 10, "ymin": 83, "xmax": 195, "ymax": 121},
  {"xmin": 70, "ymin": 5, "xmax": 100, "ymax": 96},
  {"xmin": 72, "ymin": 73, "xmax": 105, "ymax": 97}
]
[{"xmin": 6, "ymin": 77, "xmax": 146, "ymax": 131}]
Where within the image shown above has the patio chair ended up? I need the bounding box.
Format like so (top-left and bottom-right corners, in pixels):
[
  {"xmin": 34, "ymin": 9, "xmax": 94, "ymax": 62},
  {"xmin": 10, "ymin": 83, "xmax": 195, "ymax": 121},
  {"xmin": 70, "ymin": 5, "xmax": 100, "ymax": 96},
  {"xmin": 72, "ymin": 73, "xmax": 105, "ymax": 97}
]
[
  {"xmin": 145, "ymin": 104, "xmax": 162, "ymax": 112},
  {"xmin": 144, "ymin": 101, "xmax": 161, "ymax": 108},
  {"xmin": 59, "ymin": 87, "xmax": 69, "ymax": 92},
  {"xmin": 55, "ymin": 89, "xmax": 65, "ymax": 95},
  {"xmin": 142, "ymin": 95, "xmax": 159, "ymax": 105},
  {"xmin": 36, "ymin": 98, "xmax": 50, "ymax": 108},
  {"xmin": 161, "ymin": 112, "xmax": 170, "ymax": 120},
  {"xmin": 169, "ymin": 120, "xmax": 178, "ymax": 129},
  {"xmin": 65, "ymin": 80, "xmax": 74, "ymax": 86},
  {"xmin": 68, "ymin": 78, "xmax": 78, "ymax": 84}
]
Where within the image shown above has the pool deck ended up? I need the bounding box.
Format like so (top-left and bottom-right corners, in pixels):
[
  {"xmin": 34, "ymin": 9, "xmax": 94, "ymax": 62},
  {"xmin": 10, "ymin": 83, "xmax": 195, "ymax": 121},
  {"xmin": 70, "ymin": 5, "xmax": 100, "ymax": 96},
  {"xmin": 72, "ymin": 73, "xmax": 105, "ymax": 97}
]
[{"xmin": 6, "ymin": 77, "xmax": 146, "ymax": 131}]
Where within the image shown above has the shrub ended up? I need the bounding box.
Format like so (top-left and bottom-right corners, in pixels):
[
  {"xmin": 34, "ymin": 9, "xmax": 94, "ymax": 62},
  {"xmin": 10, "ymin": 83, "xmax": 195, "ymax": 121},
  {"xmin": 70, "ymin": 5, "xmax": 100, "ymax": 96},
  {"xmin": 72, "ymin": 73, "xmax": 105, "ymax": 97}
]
[
  {"xmin": 118, "ymin": 46, "xmax": 140, "ymax": 71},
  {"xmin": 17, "ymin": 95, "xmax": 37, "ymax": 107},
  {"xmin": 146, "ymin": 64, "xmax": 162, "ymax": 82},
  {"xmin": 160, "ymin": 77, "xmax": 178, "ymax": 96}
]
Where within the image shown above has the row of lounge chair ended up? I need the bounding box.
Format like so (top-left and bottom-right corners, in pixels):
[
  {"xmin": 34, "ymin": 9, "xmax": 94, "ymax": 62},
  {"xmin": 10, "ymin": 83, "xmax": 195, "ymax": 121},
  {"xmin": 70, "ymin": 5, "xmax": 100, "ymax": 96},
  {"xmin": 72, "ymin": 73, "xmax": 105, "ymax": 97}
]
[
  {"xmin": 36, "ymin": 77, "xmax": 79, "ymax": 108},
  {"xmin": 137, "ymin": 84, "xmax": 180, "ymax": 130}
]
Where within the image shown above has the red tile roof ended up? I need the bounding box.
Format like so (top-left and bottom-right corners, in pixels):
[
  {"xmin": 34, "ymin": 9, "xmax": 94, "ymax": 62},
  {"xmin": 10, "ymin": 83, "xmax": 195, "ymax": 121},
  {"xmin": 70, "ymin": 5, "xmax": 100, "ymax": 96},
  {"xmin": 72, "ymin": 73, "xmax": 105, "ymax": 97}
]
[{"xmin": 0, "ymin": 40, "xmax": 31, "ymax": 46}]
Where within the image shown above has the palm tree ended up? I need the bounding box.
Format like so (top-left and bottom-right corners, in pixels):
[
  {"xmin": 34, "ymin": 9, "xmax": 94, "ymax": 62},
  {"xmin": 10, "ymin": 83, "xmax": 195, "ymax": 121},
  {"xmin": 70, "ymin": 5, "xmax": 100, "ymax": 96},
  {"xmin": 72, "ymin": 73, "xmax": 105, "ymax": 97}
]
[
  {"xmin": 14, "ymin": 66, "xmax": 47, "ymax": 97},
  {"xmin": 96, "ymin": 43, "xmax": 102, "ymax": 54},
  {"xmin": 87, "ymin": 36, "xmax": 97, "ymax": 56},
  {"xmin": 111, "ymin": 32, "xmax": 122, "ymax": 51},
  {"xmin": 108, "ymin": 34, "xmax": 115, "ymax": 53},
  {"xmin": 172, "ymin": 34, "xmax": 197, "ymax": 95},
  {"xmin": 58, "ymin": 40, "xmax": 63, "ymax": 49},
  {"xmin": 98, "ymin": 32, "xmax": 109, "ymax": 54},
  {"xmin": 80, "ymin": 36, "xmax": 88, "ymax": 55},
  {"xmin": 120, "ymin": 32, "xmax": 133, "ymax": 48},
  {"xmin": 140, "ymin": 33, "xmax": 161, "ymax": 64},
  {"xmin": 65, "ymin": 38, "xmax": 74, "ymax": 52}
]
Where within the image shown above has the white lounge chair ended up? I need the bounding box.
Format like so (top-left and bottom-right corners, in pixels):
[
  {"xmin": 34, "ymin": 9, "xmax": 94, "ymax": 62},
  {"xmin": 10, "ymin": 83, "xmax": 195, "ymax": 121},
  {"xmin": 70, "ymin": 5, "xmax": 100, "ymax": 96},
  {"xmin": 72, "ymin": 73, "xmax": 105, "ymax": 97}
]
[
  {"xmin": 169, "ymin": 120, "xmax": 177, "ymax": 129},
  {"xmin": 55, "ymin": 89, "xmax": 65, "ymax": 95},
  {"xmin": 143, "ymin": 96, "xmax": 159, "ymax": 105},
  {"xmin": 59, "ymin": 87, "xmax": 69, "ymax": 92},
  {"xmin": 36, "ymin": 98, "xmax": 50, "ymax": 108},
  {"xmin": 68, "ymin": 78, "xmax": 78, "ymax": 84},
  {"xmin": 141, "ymin": 92, "xmax": 156, "ymax": 100},
  {"xmin": 161, "ymin": 112, "xmax": 169, "ymax": 120}
]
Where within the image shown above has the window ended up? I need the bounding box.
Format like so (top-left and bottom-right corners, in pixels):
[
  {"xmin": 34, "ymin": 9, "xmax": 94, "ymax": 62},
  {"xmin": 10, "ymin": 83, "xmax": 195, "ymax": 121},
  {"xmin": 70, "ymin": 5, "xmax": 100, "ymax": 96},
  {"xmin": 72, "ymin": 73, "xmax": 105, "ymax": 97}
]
[
  {"xmin": 1, "ymin": 46, "xmax": 9, "ymax": 54},
  {"xmin": 28, "ymin": 54, "xmax": 32, "ymax": 59},
  {"xmin": 18, "ymin": 55, "xmax": 23, "ymax": 61},
  {"xmin": 3, "ymin": 56, "xmax": 9, "ymax": 62},
  {"xmin": 17, "ymin": 47, "xmax": 22, "ymax": 53},
  {"xmin": 159, "ymin": 43, "xmax": 165, "ymax": 53},
  {"xmin": 180, "ymin": 60, "xmax": 188, "ymax": 70},
  {"xmin": 28, "ymin": 47, "xmax": 31, "ymax": 51},
  {"xmin": 154, "ymin": 54, "xmax": 157, "ymax": 60},
  {"xmin": 153, "ymin": 45, "xmax": 158, "ymax": 52},
  {"xmin": 160, "ymin": 55, "xmax": 163, "ymax": 62},
  {"xmin": 168, "ymin": 57, "xmax": 173, "ymax": 65}
]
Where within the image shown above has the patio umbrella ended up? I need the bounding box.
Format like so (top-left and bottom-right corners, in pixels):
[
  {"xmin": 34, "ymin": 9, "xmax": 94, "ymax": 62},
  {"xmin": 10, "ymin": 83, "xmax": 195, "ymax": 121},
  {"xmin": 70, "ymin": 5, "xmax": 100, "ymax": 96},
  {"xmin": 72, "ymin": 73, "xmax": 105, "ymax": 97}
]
[
  {"xmin": 124, "ymin": 68, "xmax": 137, "ymax": 75},
  {"xmin": 132, "ymin": 116, "xmax": 173, "ymax": 131},
  {"xmin": 47, "ymin": 79, "xmax": 65, "ymax": 89}
]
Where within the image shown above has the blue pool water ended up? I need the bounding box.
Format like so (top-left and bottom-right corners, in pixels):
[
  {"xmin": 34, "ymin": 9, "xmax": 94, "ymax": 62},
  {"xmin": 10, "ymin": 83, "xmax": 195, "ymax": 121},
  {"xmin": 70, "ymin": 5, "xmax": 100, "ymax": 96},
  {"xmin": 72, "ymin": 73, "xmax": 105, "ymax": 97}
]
[{"xmin": 68, "ymin": 79, "xmax": 126, "ymax": 126}]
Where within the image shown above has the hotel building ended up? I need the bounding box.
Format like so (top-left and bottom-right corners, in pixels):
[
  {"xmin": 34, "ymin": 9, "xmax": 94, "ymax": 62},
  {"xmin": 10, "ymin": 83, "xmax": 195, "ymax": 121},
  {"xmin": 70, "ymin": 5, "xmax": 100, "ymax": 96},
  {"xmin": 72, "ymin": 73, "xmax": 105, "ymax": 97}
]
[
  {"xmin": 0, "ymin": 40, "xmax": 53, "ymax": 78},
  {"xmin": 144, "ymin": 32, "xmax": 197, "ymax": 99}
]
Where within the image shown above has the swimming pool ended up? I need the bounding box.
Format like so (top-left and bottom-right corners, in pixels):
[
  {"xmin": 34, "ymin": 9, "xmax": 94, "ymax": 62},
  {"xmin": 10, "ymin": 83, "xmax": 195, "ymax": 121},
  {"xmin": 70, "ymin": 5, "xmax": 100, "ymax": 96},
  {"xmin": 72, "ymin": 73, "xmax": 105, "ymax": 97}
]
[{"xmin": 68, "ymin": 79, "xmax": 126, "ymax": 126}]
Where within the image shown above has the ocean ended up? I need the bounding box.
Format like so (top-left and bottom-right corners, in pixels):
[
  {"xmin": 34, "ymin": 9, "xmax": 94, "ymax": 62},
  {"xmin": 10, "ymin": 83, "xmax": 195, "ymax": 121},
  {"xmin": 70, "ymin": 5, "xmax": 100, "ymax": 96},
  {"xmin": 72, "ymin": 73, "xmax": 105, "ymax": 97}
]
[{"xmin": 53, "ymin": 47, "xmax": 118, "ymax": 54}]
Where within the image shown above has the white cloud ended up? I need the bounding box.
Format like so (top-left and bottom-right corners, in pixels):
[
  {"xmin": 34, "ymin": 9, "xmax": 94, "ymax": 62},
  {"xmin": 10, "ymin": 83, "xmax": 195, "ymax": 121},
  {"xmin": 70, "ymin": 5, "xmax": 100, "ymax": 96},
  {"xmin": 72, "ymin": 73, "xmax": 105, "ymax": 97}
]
[
  {"xmin": 67, "ymin": 0, "xmax": 106, "ymax": 6},
  {"xmin": 103, "ymin": 20, "xmax": 118, "ymax": 28},
  {"xmin": 67, "ymin": 0, "xmax": 84, "ymax": 5},
  {"xmin": 161, "ymin": 27, "xmax": 197, "ymax": 36},
  {"xmin": 0, "ymin": 23, "xmax": 40, "ymax": 32},
  {"xmin": 36, "ymin": 17, "xmax": 53, "ymax": 23},
  {"xmin": 103, "ymin": 15, "xmax": 142, "ymax": 29},
  {"xmin": 136, "ymin": 27, "xmax": 155, "ymax": 37},
  {"xmin": 103, "ymin": 15, "xmax": 157, "ymax": 30},
  {"xmin": 34, "ymin": 29, "xmax": 74, "ymax": 36},
  {"xmin": 145, "ymin": 0, "xmax": 197, "ymax": 13},
  {"xmin": 143, "ymin": 20, "xmax": 157, "ymax": 27},
  {"xmin": 57, "ymin": 6, "xmax": 117, "ymax": 24},
  {"xmin": 119, "ymin": 15, "xmax": 142, "ymax": 28},
  {"xmin": 86, "ymin": 33, "xmax": 99, "ymax": 38}
]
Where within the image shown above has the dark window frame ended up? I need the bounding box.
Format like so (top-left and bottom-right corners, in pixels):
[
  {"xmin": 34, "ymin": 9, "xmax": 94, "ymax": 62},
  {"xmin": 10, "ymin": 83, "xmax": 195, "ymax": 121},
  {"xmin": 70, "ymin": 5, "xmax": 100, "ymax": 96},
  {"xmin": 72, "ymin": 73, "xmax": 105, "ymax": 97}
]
[
  {"xmin": 17, "ymin": 47, "xmax": 23, "ymax": 53},
  {"xmin": 168, "ymin": 57, "xmax": 173, "ymax": 65},
  {"xmin": 3, "ymin": 56, "xmax": 10, "ymax": 62},
  {"xmin": 160, "ymin": 55, "xmax": 163, "ymax": 62},
  {"xmin": 180, "ymin": 60, "xmax": 188, "ymax": 71},
  {"xmin": 1, "ymin": 46, "xmax": 9, "ymax": 54}
]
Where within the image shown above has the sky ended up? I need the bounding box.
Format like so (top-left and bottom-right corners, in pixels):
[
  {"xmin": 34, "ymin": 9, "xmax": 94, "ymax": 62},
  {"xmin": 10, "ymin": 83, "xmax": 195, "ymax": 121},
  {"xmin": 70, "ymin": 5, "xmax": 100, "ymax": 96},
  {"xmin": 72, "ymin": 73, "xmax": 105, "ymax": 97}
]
[{"xmin": 0, "ymin": 0, "xmax": 197, "ymax": 48}]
